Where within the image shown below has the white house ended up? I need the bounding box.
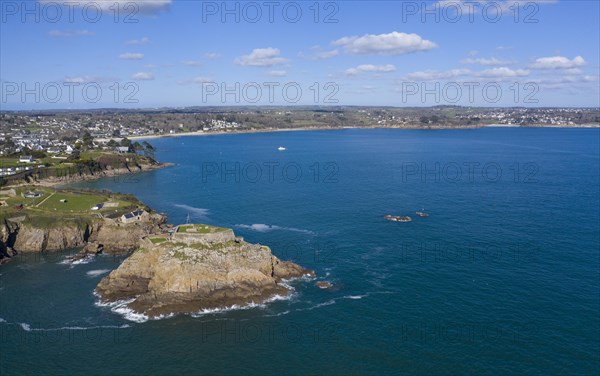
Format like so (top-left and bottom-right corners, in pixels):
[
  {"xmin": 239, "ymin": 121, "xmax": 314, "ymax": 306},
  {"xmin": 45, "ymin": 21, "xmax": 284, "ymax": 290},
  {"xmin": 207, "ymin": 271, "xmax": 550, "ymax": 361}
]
[{"xmin": 19, "ymin": 155, "xmax": 34, "ymax": 163}]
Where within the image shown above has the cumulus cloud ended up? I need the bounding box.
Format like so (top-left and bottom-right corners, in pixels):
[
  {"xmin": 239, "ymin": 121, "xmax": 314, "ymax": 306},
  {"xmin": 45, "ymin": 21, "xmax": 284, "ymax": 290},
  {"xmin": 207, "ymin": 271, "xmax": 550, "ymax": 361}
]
[
  {"xmin": 40, "ymin": 0, "xmax": 172, "ymax": 14},
  {"xmin": 461, "ymin": 57, "xmax": 515, "ymax": 66},
  {"xmin": 345, "ymin": 64, "xmax": 397, "ymax": 76},
  {"xmin": 476, "ymin": 67, "xmax": 530, "ymax": 78},
  {"xmin": 132, "ymin": 72, "xmax": 154, "ymax": 80},
  {"xmin": 235, "ymin": 48, "xmax": 288, "ymax": 67},
  {"xmin": 333, "ymin": 32, "xmax": 437, "ymax": 55},
  {"xmin": 119, "ymin": 53, "xmax": 144, "ymax": 60},
  {"xmin": 530, "ymin": 56, "xmax": 586, "ymax": 69},
  {"xmin": 405, "ymin": 69, "xmax": 472, "ymax": 80},
  {"xmin": 48, "ymin": 30, "xmax": 95, "ymax": 37},
  {"xmin": 63, "ymin": 76, "xmax": 99, "ymax": 84},
  {"xmin": 126, "ymin": 37, "xmax": 150, "ymax": 45}
]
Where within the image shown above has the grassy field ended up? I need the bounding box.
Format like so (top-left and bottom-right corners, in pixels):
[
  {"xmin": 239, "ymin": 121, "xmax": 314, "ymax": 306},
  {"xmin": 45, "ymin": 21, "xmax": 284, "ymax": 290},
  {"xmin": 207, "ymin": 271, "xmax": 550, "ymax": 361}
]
[
  {"xmin": 0, "ymin": 187, "xmax": 144, "ymax": 223},
  {"xmin": 177, "ymin": 224, "xmax": 229, "ymax": 234},
  {"xmin": 149, "ymin": 237, "xmax": 167, "ymax": 244}
]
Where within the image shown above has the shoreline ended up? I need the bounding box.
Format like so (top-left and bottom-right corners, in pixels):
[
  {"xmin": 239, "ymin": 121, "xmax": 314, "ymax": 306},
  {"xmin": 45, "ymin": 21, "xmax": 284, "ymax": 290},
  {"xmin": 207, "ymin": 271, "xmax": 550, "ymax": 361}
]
[
  {"xmin": 6, "ymin": 162, "xmax": 174, "ymax": 189},
  {"xmin": 100, "ymin": 123, "xmax": 600, "ymax": 142}
]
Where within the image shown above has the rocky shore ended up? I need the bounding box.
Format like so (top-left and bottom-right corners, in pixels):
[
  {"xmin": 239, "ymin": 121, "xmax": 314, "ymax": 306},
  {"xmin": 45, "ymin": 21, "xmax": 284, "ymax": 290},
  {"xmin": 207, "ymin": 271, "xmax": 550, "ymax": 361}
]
[
  {"xmin": 0, "ymin": 212, "xmax": 166, "ymax": 260},
  {"xmin": 96, "ymin": 225, "xmax": 314, "ymax": 317}
]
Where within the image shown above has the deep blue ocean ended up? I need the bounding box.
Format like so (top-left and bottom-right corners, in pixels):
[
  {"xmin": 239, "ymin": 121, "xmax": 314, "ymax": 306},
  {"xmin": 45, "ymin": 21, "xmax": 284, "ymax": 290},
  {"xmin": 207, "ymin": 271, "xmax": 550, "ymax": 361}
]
[{"xmin": 1, "ymin": 128, "xmax": 599, "ymax": 375}]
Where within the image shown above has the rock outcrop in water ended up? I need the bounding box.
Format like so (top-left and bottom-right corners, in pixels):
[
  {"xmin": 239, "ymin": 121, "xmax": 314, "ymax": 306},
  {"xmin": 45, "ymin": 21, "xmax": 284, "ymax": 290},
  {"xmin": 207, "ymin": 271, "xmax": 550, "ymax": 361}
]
[{"xmin": 95, "ymin": 225, "xmax": 314, "ymax": 317}]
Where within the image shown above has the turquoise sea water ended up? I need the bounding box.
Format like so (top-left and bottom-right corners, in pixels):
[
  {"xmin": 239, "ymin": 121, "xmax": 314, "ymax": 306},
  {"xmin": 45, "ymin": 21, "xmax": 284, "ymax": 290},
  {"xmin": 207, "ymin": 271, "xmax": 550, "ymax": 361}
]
[{"xmin": 1, "ymin": 128, "xmax": 599, "ymax": 375}]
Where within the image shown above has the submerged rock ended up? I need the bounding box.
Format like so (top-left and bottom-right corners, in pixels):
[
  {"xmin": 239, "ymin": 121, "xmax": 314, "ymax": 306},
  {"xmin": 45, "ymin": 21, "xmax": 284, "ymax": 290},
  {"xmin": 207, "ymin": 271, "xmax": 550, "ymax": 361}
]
[
  {"xmin": 316, "ymin": 281, "xmax": 333, "ymax": 289},
  {"xmin": 96, "ymin": 225, "xmax": 314, "ymax": 318}
]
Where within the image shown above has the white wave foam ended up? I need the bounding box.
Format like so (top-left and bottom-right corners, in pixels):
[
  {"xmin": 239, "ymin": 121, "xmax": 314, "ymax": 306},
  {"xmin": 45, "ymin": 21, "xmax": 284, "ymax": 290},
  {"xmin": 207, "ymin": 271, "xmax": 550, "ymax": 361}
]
[
  {"xmin": 15, "ymin": 321, "xmax": 129, "ymax": 331},
  {"xmin": 173, "ymin": 204, "xmax": 210, "ymax": 219},
  {"xmin": 95, "ymin": 275, "xmax": 302, "ymax": 322},
  {"xmin": 112, "ymin": 305, "xmax": 149, "ymax": 323},
  {"xmin": 59, "ymin": 255, "xmax": 95, "ymax": 266},
  {"xmin": 235, "ymin": 223, "xmax": 314, "ymax": 235},
  {"xmin": 94, "ymin": 296, "xmax": 149, "ymax": 323},
  {"xmin": 86, "ymin": 269, "xmax": 110, "ymax": 277},
  {"xmin": 0, "ymin": 317, "xmax": 6, "ymax": 323},
  {"xmin": 304, "ymin": 300, "xmax": 336, "ymax": 311},
  {"xmin": 344, "ymin": 295, "xmax": 367, "ymax": 300},
  {"xmin": 190, "ymin": 292, "xmax": 295, "ymax": 318}
]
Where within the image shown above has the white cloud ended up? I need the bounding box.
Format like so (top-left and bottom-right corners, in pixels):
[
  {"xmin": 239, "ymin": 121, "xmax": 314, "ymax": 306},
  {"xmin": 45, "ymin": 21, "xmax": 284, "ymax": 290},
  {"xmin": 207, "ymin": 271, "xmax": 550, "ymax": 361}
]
[
  {"xmin": 181, "ymin": 60, "xmax": 203, "ymax": 67},
  {"xmin": 235, "ymin": 48, "xmax": 288, "ymax": 67},
  {"xmin": 267, "ymin": 70, "xmax": 288, "ymax": 77},
  {"xmin": 345, "ymin": 64, "xmax": 397, "ymax": 76},
  {"xmin": 564, "ymin": 68, "xmax": 583, "ymax": 75},
  {"xmin": 48, "ymin": 30, "xmax": 95, "ymax": 37},
  {"xmin": 530, "ymin": 56, "xmax": 586, "ymax": 69},
  {"xmin": 63, "ymin": 76, "xmax": 99, "ymax": 84},
  {"xmin": 119, "ymin": 53, "xmax": 144, "ymax": 60},
  {"xmin": 461, "ymin": 57, "xmax": 515, "ymax": 66},
  {"xmin": 126, "ymin": 37, "xmax": 150, "ymax": 45},
  {"xmin": 333, "ymin": 32, "xmax": 437, "ymax": 55},
  {"xmin": 477, "ymin": 67, "xmax": 530, "ymax": 78},
  {"xmin": 405, "ymin": 69, "xmax": 472, "ymax": 80},
  {"xmin": 40, "ymin": 0, "xmax": 172, "ymax": 14},
  {"xmin": 205, "ymin": 52, "xmax": 221, "ymax": 59},
  {"xmin": 132, "ymin": 72, "xmax": 154, "ymax": 81},
  {"xmin": 192, "ymin": 77, "xmax": 214, "ymax": 84}
]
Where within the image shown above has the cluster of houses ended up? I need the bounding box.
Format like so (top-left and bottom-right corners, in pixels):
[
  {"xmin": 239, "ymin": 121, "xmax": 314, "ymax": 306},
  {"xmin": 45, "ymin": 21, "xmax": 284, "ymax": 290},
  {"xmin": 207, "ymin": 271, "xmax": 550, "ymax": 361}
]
[{"xmin": 0, "ymin": 164, "xmax": 45, "ymax": 177}]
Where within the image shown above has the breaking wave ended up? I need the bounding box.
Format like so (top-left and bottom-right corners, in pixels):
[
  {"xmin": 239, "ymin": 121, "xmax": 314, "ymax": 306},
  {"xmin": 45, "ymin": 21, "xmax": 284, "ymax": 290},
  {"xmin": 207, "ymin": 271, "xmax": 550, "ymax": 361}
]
[{"xmin": 86, "ymin": 269, "xmax": 111, "ymax": 278}]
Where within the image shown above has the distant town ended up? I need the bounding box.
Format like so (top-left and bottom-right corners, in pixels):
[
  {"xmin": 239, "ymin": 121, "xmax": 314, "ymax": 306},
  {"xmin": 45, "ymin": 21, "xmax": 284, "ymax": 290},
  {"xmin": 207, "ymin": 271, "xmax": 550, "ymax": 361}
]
[{"xmin": 0, "ymin": 106, "xmax": 598, "ymax": 179}]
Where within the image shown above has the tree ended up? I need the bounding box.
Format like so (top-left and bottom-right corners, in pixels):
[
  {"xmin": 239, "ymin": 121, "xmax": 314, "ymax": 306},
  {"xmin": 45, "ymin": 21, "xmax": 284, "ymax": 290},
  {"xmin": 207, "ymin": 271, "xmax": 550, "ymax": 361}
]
[
  {"xmin": 120, "ymin": 138, "xmax": 132, "ymax": 148},
  {"xmin": 107, "ymin": 139, "xmax": 118, "ymax": 147},
  {"xmin": 132, "ymin": 141, "xmax": 143, "ymax": 155},
  {"xmin": 142, "ymin": 141, "xmax": 155, "ymax": 151},
  {"xmin": 82, "ymin": 131, "xmax": 94, "ymax": 149}
]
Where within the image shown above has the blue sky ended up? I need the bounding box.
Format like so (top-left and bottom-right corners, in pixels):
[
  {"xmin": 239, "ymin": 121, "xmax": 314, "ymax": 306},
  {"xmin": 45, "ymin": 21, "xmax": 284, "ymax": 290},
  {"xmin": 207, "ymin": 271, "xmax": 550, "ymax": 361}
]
[{"xmin": 1, "ymin": 0, "xmax": 599, "ymax": 109}]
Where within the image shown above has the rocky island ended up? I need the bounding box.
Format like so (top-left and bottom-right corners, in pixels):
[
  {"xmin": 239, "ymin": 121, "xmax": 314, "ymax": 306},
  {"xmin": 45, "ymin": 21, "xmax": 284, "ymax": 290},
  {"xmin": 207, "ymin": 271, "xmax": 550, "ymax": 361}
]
[
  {"xmin": 0, "ymin": 187, "xmax": 314, "ymax": 317},
  {"xmin": 96, "ymin": 224, "xmax": 314, "ymax": 318}
]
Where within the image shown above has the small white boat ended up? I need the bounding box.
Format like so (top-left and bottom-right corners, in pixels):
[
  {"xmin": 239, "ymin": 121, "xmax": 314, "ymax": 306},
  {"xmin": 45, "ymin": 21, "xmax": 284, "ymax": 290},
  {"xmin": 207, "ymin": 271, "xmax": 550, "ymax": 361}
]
[{"xmin": 277, "ymin": 146, "xmax": 286, "ymax": 151}]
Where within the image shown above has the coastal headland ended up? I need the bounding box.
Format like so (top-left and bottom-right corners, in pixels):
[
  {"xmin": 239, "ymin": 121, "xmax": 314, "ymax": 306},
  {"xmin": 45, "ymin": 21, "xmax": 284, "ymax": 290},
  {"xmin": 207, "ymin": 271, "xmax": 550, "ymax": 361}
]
[{"xmin": 0, "ymin": 182, "xmax": 314, "ymax": 317}]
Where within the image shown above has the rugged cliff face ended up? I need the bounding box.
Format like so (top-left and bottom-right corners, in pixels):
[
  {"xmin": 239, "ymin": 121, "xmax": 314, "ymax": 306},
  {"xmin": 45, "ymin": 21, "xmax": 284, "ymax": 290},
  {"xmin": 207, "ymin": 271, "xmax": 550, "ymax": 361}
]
[
  {"xmin": 0, "ymin": 214, "xmax": 166, "ymax": 259},
  {"xmin": 96, "ymin": 230, "xmax": 314, "ymax": 318}
]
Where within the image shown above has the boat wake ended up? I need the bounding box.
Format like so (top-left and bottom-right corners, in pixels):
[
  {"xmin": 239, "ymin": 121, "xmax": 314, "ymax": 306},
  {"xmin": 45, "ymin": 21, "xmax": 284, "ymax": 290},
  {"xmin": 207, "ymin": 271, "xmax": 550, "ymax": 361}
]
[
  {"xmin": 173, "ymin": 204, "xmax": 210, "ymax": 219},
  {"xmin": 236, "ymin": 223, "xmax": 314, "ymax": 235}
]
